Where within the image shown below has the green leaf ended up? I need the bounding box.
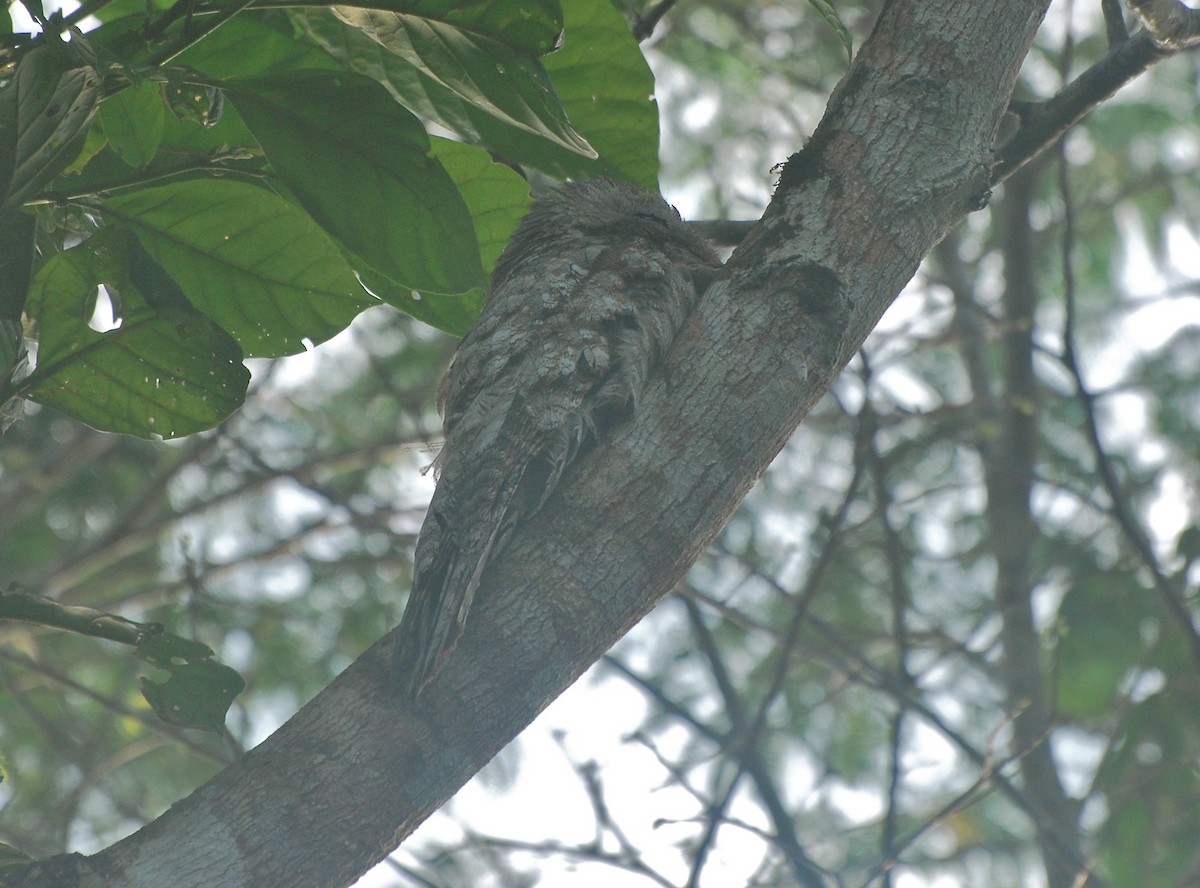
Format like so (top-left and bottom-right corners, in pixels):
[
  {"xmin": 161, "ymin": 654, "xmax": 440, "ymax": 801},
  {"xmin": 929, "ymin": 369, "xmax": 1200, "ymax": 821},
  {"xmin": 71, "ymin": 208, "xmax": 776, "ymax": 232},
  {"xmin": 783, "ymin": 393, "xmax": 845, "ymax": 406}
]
[
  {"xmin": 0, "ymin": 45, "xmax": 101, "ymax": 216},
  {"xmin": 99, "ymin": 80, "xmax": 165, "ymax": 168},
  {"xmin": 0, "ymin": 211, "xmax": 35, "ymax": 321},
  {"xmin": 541, "ymin": 0, "xmax": 660, "ymax": 186},
  {"xmin": 0, "ymin": 45, "xmax": 101, "ymax": 318},
  {"xmin": 294, "ymin": 2, "xmax": 657, "ymax": 183},
  {"xmin": 358, "ymin": 266, "xmax": 485, "ymax": 337},
  {"xmin": 328, "ymin": 6, "xmax": 593, "ymax": 157},
  {"xmin": 368, "ymin": 137, "xmax": 530, "ymax": 335},
  {"xmin": 60, "ymin": 97, "xmax": 261, "ymax": 200},
  {"xmin": 358, "ymin": 138, "xmax": 531, "ymax": 335},
  {"xmin": 368, "ymin": 0, "xmax": 564, "ymax": 53},
  {"xmin": 161, "ymin": 78, "xmax": 225, "ymax": 128},
  {"xmin": 294, "ymin": 9, "xmax": 548, "ymax": 167},
  {"xmin": 428, "ymin": 136, "xmax": 529, "ymax": 274},
  {"xmin": 225, "ymin": 70, "xmax": 486, "ymax": 296},
  {"xmin": 23, "ymin": 229, "xmax": 249, "ymax": 438},
  {"xmin": 137, "ymin": 633, "xmax": 245, "ymax": 733},
  {"xmin": 173, "ymin": 12, "xmax": 344, "ymax": 78},
  {"xmin": 98, "ymin": 179, "xmax": 373, "ymax": 357},
  {"xmin": 62, "ymin": 113, "xmax": 110, "ymax": 174},
  {"xmin": 88, "ymin": 0, "xmax": 173, "ymax": 24}
]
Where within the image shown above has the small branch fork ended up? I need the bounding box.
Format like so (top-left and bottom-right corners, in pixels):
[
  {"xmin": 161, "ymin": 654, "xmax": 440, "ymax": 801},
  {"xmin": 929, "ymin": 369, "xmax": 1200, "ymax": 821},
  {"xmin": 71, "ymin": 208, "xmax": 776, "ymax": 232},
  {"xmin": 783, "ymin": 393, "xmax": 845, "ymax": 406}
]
[
  {"xmin": 1125, "ymin": 0, "xmax": 1200, "ymax": 49},
  {"xmin": 995, "ymin": 0, "xmax": 1200, "ymax": 183}
]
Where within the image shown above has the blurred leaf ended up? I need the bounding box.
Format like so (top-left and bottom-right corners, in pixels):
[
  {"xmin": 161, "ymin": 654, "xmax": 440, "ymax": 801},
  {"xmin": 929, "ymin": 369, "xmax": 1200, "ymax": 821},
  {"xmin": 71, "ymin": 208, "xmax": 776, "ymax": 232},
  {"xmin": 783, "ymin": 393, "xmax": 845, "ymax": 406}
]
[
  {"xmin": 1176, "ymin": 525, "xmax": 1200, "ymax": 563},
  {"xmin": 16, "ymin": 0, "xmax": 44, "ymax": 26},
  {"xmin": 1096, "ymin": 690, "xmax": 1200, "ymax": 885},
  {"xmin": 0, "ymin": 841, "xmax": 34, "ymax": 872},
  {"xmin": 1055, "ymin": 571, "xmax": 1150, "ymax": 720},
  {"xmin": 98, "ymin": 179, "xmax": 373, "ymax": 357}
]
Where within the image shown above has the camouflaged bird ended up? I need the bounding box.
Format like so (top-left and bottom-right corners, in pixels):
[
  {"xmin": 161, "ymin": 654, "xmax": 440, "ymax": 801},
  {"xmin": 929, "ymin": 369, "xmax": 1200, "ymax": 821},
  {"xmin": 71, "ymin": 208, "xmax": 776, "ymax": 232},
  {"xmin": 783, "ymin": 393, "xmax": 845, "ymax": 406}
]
[{"xmin": 395, "ymin": 178, "xmax": 722, "ymax": 697}]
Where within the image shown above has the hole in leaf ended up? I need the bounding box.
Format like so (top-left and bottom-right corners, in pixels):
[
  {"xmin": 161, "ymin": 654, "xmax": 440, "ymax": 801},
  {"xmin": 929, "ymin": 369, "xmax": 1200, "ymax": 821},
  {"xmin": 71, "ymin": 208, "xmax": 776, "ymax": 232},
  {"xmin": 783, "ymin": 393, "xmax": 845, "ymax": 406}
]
[{"xmin": 88, "ymin": 286, "xmax": 122, "ymax": 333}]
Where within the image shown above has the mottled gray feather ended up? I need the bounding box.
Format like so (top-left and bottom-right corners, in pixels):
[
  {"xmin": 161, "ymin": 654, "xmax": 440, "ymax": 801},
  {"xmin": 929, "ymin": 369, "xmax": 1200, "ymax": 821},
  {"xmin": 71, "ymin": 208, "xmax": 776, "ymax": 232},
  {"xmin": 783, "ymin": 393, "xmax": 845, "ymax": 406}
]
[{"xmin": 395, "ymin": 178, "xmax": 722, "ymax": 696}]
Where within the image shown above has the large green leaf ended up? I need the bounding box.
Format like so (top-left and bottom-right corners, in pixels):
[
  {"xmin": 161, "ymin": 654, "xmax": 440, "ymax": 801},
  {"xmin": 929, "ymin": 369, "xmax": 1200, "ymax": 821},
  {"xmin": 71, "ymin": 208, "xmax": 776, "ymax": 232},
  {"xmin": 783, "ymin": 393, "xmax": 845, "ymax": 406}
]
[
  {"xmin": 23, "ymin": 229, "xmax": 249, "ymax": 438},
  {"xmin": 362, "ymin": 0, "xmax": 563, "ymax": 53},
  {"xmin": 225, "ymin": 71, "xmax": 486, "ymax": 296},
  {"xmin": 0, "ymin": 45, "xmax": 101, "ymax": 216},
  {"xmin": 541, "ymin": 0, "xmax": 660, "ymax": 187},
  {"xmin": 325, "ymin": 5, "xmax": 593, "ymax": 157},
  {"xmin": 294, "ymin": 0, "xmax": 657, "ymax": 183},
  {"xmin": 99, "ymin": 180, "xmax": 372, "ymax": 357},
  {"xmin": 98, "ymin": 80, "xmax": 165, "ymax": 169},
  {"xmin": 429, "ymin": 137, "xmax": 529, "ymax": 275},
  {"xmin": 0, "ymin": 45, "xmax": 101, "ymax": 317},
  {"xmin": 173, "ymin": 12, "xmax": 344, "ymax": 78},
  {"xmin": 366, "ymin": 137, "xmax": 529, "ymax": 335},
  {"xmin": 357, "ymin": 139, "xmax": 531, "ymax": 335}
]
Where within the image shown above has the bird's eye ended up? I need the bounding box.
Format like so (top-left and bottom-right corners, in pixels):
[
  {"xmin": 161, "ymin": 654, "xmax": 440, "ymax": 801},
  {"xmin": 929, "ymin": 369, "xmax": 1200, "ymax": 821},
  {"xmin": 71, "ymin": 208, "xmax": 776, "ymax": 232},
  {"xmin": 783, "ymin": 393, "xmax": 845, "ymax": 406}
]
[{"xmin": 634, "ymin": 211, "xmax": 671, "ymax": 228}]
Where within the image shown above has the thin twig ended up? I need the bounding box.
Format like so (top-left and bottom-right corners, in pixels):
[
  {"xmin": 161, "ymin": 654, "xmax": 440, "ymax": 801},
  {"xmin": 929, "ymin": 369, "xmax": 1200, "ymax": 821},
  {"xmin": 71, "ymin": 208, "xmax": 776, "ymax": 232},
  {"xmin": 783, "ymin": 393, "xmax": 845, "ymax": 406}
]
[{"xmin": 1055, "ymin": 135, "xmax": 1200, "ymax": 672}]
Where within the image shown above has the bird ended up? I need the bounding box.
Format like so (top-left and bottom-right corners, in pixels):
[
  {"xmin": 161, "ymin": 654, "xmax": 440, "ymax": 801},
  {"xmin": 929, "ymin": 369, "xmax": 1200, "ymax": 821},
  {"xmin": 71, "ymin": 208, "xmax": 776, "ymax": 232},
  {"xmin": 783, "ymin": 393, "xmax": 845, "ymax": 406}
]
[{"xmin": 394, "ymin": 177, "xmax": 722, "ymax": 697}]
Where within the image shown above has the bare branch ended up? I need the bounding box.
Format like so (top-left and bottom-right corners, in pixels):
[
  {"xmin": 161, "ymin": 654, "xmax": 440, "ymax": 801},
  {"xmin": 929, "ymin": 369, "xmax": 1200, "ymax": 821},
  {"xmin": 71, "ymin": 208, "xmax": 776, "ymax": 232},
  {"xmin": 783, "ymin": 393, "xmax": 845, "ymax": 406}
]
[
  {"xmin": 993, "ymin": 30, "xmax": 1167, "ymax": 183},
  {"xmin": 1102, "ymin": 0, "xmax": 1130, "ymax": 45},
  {"xmin": 1126, "ymin": 0, "xmax": 1200, "ymax": 49}
]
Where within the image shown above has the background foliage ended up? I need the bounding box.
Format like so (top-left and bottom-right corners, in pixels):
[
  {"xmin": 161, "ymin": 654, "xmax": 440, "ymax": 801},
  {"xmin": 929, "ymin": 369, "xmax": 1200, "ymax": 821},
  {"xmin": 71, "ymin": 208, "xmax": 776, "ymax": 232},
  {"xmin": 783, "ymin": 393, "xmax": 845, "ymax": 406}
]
[{"xmin": 2, "ymin": 1, "xmax": 1200, "ymax": 887}]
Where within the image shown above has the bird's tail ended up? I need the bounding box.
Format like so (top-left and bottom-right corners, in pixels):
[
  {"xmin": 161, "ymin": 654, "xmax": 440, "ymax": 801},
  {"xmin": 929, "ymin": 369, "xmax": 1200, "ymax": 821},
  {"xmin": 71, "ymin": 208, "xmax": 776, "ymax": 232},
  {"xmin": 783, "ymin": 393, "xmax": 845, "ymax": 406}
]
[
  {"xmin": 394, "ymin": 482, "xmax": 518, "ymax": 698},
  {"xmin": 395, "ymin": 411, "xmax": 587, "ymax": 697}
]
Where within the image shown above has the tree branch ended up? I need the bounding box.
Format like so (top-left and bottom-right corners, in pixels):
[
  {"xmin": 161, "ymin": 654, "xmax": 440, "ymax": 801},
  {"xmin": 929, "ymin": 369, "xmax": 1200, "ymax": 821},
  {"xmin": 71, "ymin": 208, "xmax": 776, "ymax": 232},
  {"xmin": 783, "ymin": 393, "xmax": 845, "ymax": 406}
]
[
  {"xmin": 993, "ymin": 29, "xmax": 1168, "ymax": 183},
  {"xmin": 0, "ymin": 587, "xmax": 153, "ymax": 646},
  {"xmin": 1, "ymin": 3, "xmax": 1055, "ymax": 886},
  {"xmin": 1126, "ymin": 0, "xmax": 1200, "ymax": 49}
]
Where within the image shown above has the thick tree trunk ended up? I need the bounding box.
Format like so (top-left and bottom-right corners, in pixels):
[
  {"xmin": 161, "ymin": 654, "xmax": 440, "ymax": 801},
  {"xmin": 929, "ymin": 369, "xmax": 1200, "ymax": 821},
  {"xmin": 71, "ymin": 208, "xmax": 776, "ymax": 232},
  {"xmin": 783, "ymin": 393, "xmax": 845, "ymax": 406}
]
[{"xmin": 3, "ymin": 3, "xmax": 1052, "ymax": 887}]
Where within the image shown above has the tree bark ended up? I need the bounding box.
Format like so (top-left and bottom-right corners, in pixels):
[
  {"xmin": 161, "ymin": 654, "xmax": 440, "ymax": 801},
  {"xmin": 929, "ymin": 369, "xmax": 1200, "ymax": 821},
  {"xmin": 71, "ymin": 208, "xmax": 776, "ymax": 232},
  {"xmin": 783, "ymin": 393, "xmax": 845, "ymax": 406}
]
[
  {"xmin": 984, "ymin": 160, "xmax": 1087, "ymax": 888},
  {"xmin": 2, "ymin": 2, "xmax": 1052, "ymax": 886}
]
